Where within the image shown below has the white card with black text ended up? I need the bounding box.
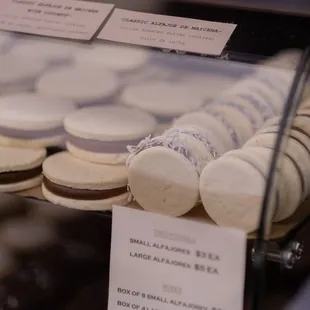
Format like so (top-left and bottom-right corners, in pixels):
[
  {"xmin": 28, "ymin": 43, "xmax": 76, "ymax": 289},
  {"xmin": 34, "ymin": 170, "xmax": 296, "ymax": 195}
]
[
  {"xmin": 99, "ymin": 9, "xmax": 236, "ymax": 55},
  {"xmin": 109, "ymin": 206, "xmax": 246, "ymax": 310}
]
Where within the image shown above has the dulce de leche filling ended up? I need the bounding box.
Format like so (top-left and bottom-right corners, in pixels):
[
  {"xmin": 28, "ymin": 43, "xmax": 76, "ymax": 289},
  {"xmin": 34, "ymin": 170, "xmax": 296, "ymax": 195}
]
[
  {"xmin": 67, "ymin": 135, "xmax": 145, "ymax": 154},
  {"xmin": 0, "ymin": 166, "xmax": 42, "ymax": 185},
  {"xmin": 43, "ymin": 177, "xmax": 127, "ymax": 200},
  {"xmin": 0, "ymin": 125, "xmax": 65, "ymax": 139}
]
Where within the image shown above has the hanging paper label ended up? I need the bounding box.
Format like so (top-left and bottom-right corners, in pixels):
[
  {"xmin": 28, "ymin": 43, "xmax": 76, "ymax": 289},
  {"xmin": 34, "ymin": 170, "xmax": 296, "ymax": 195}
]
[
  {"xmin": 0, "ymin": 0, "xmax": 114, "ymax": 40},
  {"xmin": 109, "ymin": 206, "xmax": 246, "ymax": 310},
  {"xmin": 98, "ymin": 9, "xmax": 236, "ymax": 55}
]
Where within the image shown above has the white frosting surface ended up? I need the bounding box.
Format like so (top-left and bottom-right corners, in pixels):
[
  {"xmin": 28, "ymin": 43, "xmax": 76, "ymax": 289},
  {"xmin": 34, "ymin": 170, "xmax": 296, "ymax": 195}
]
[
  {"xmin": 65, "ymin": 106, "xmax": 156, "ymax": 141},
  {"xmin": 0, "ymin": 56, "xmax": 45, "ymax": 85},
  {"xmin": 0, "ymin": 93, "xmax": 76, "ymax": 130},
  {"xmin": 74, "ymin": 43, "xmax": 149, "ymax": 71},
  {"xmin": 10, "ymin": 38, "xmax": 76, "ymax": 63},
  {"xmin": 121, "ymin": 81, "xmax": 205, "ymax": 117},
  {"xmin": 36, "ymin": 64, "xmax": 119, "ymax": 104},
  {"xmin": 177, "ymin": 74, "xmax": 236, "ymax": 100}
]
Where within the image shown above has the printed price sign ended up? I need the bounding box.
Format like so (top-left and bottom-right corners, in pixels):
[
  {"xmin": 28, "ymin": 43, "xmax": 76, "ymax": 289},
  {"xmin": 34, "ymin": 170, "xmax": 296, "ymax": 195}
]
[
  {"xmin": 99, "ymin": 9, "xmax": 236, "ymax": 55},
  {"xmin": 109, "ymin": 206, "xmax": 246, "ymax": 310},
  {"xmin": 0, "ymin": 0, "xmax": 114, "ymax": 40}
]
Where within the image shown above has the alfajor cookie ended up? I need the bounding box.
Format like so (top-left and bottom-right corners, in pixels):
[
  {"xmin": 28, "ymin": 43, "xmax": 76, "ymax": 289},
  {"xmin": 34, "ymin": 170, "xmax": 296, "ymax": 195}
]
[
  {"xmin": 203, "ymin": 104, "xmax": 253, "ymax": 146},
  {"xmin": 176, "ymin": 74, "xmax": 236, "ymax": 102},
  {"xmin": 244, "ymin": 132, "xmax": 305, "ymax": 221},
  {"xmin": 42, "ymin": 152, "xmax": 130, "ymax": 210},
  {"xmin": 0, "ymin": 146, "xmax": 46, "ymax": 192},
  {"xmin": 0, "ymin": 92, "xmax": 76, "ymax": 148},
  {"xmin": 121, "ymin": 81, "xmax": 205, "ymax": 122},
  {"xmin": 174, "ymin": 111, "xmax": 236, "ymax": 153},
  {"xmin": 74, "ymin": 43, "xmax": 149, "ymax": 72},
  {"xmin": 128, "ymin": 126, "xmax": 220, "ymax": 217},
  {"xmin": 36, "ymin": 64, "xmax": 119, "ymax": 107},
  {"xmin": 64, "ymin": 106, "xmax": 157, "ymax": 165},
  {"xmin": 0, "ymin": 55, "xmax": 45, "ymax": 95},
  {"xmin": 10, "ymin": 37, "xmax": 78, "ymax": 65},
  {"xmin": 199, "ymin": 155, "xmax": 268, "ymax": 233}
]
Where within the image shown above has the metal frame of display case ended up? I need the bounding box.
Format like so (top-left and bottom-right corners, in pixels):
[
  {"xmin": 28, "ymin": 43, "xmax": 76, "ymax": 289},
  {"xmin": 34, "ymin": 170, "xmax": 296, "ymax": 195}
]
[{"xmin": 251, "ymin": 47, "xmax": 310, "ymax": 310}]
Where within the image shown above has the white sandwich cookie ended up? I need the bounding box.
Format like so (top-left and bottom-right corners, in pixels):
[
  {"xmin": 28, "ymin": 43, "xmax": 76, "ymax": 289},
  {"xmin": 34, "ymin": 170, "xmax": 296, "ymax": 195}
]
[
  {"xmin": 0, "ymin": 146, "xmax": 46, "ymax": 193},
  {"xmin": 175, "ymin": 74, "xmax": 236, "ymax": 102},
  {"xmin": 128, "ymin": 126, "xmax": 220, "ymax": 217},
  {"xmin": 0, "ymin": 93, "xmax": 76, "ymax": 148},
  {"xmin": 42, "ymin": 152, "xmax": 130, "ymax": 211},
  {"xmin": 230, "ymin": 78, "xmax": 285, "ymax": 114},
  {"xmin": 74, "ymin": 43, "xmax": 149, "ymax": 72},
  {"xmin": 223, "ymin": 83, "xmax": 276, "ymax": 121},
  {"xmin": 240, "ymin": 147, "xmax": 300, "ymax": 223},
  {"xmin": 121, "ymin": 81, "xmax": 205, "ymax": 123},
  {"xmin": 0, "ymin": 56, "xmax": 45, "ymax": 94},
  {"xmin": 261, "ymin": 49, "xmax": 301, "ymax": 71},
  {"xmin": 64, "ymin": 106, "xmax": 157, "ymax": 165},
  {"xmin": 225, "ymin": 147, "xmax": 282, "ymax": 224},
  {"xmin": 36, "ymin": 64, "xmax": 120, "ymax": 107},
  {"xmin": 203, "ymin": 104, "xmax": 253, "ymax": 146},
  {"xmin": 10, "ymin": 37, "xmax": 78, "ymax": 65},
  {"xmin": 174, "ymin": 111, "xmax": 237, "ymax": 152},
  {"xmin": 199, "ymin": 155, "xmax": 269, "ymax": 233},
  {"xmin": 210, "ymin": 96, "xmax": 264, "ymax": 135},
  {"xmin": 244, "ymin": 133, "xmax": 305, "ymax": 221}
]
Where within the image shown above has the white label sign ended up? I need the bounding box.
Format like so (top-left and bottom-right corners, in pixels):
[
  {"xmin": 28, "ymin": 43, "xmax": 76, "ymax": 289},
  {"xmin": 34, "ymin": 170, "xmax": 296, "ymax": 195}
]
[
  {"xmin": 99, "ymin": 9, "xmax": 236, "ymax": 55},
  {"xmin": 0, "ymin": 0, "xmax": 114, "ymax": 40},
  {"xmin": 109, "ymin": 206, "xmax": 246, "ymax": 310}
]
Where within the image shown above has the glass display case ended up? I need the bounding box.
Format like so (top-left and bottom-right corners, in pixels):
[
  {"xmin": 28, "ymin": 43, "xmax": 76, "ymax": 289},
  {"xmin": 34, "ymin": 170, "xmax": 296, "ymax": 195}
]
[{"xmin": 0, "ymin": 1, "xmax": 309, "ymax": 309}]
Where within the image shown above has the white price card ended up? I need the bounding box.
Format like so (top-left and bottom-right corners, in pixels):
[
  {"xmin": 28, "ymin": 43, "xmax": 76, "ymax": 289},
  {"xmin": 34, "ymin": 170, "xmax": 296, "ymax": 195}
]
[
  {"xmin": 98, "ymin": 9, "xmax": 236, "ymax": 55},
  {"xmin": 109, "ymin": 206, "xmax": 246, "ymax": 310},
  {"xmin": 0, "ymin": 0, "xmax": 114, "ymax": 40}
]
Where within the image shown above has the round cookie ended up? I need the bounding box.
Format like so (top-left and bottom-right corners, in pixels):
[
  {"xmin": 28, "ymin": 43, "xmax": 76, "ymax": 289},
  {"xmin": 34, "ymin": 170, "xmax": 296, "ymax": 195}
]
[
  {"xmin": 244, "ymin": 132, "xmax": 310, "ymax": 194},
  {"xmin": 174, "ymin": 112, "xmax": 234, "ymax": 153},
  {"xmin": 176, "ymin": 74, "xmax": 236, "ymax": 102},
  {"xmin": 224, "ymin": 83, "xmax": 276, "ymax": 121},
  {"xmin": 65, "ymin": 106, "xmax": 156, "ymax": 164},
  {"xmin": 128, "ymin": 127, "xmax": 220, "ymax": 216},
  {"xmin": 243, "ymin": 133, "xmax": 304, "ymax": 221},
  {"xmin": 36, "ymin": 64, "xmax": 119, "ymax": 107},
  {"xmin": 129, "ymin": 147, "xmax": 200, "ymax": 217},
  {"xmin": 0, "ymin": 93, "xmax": 76, "ymax": 148},
  {"xmin": 0, "ymin": 146, "xmax": 46, "ymax": 192},
  {"xmin": 10, "ymin": 37, "xmax": 77, "ymax": 65},
  {"xmin": 121, "ymin": 81, "xmax": 205, "ymax": 121},
  {"xmin": 199, "ymin": 155, "xmax": 267, "ymax": 233},
  {"xmin": 274, "ymin": 154, "xmax": 303, "ymax": 222},
  {"xmin": 212, "ymin": 95, "xmax": 265, "ymax": 133},
  {"xmin": 42, "ymin": 152, "xmax": 130, "ymax": 211},
  {"xmin": 0, "ymin": 217, "xmax": 56, "ymax": 252},
  {"xmin": 74, "ymin": 43, "xmax": 149, "ymax": 72},
  {"xmin": 0, "ymin": 55, "xmax": 45, "ymax": 94},
  {"xmin": 231, "ymin": 77, "xmax": 285, "ymax": 114},
  {"xmin": 224, "ymin": 147, "xmax": 285, "ymax": 222},
  {"xmin": 204, "ymin": 104, "xmax": 253, "ymax": 146}
]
